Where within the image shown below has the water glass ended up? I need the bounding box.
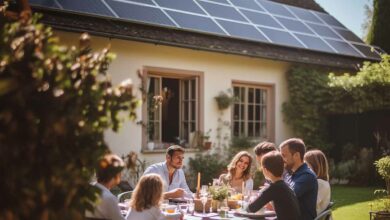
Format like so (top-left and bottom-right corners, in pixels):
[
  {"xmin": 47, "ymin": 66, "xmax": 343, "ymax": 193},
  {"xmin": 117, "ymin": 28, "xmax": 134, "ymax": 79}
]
[
  {"xmin": 179, "ymin": 204, "xmax": 189, "ymax": 214},
  {"xmin": 161, "ymin": 200, "xmax": 169, "ymax": 212},
  {"xmin": 187, "ymin": 200, "xmax": 194, "ymax": 214}
]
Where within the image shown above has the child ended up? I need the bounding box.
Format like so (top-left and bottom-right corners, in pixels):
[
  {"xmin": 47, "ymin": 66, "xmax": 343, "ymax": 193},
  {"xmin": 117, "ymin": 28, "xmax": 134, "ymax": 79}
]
[
  {"xmin": 247, "ymin": 151, "xmax": 301, "ymax": 220},
  {"xmin": 127, "ymin": 174, "xmax": 176, "ymax": 220}
]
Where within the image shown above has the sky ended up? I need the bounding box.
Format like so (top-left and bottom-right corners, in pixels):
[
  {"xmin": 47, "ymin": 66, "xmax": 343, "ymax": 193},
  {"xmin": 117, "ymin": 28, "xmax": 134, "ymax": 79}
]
[{"xmin": 315, "ymin": 0, "xmax": 370, "ymax": 39}]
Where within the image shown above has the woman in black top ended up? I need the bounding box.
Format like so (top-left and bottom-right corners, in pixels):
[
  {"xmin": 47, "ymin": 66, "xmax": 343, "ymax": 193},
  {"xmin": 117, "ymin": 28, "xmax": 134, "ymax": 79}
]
[{"xmin": 247, "ymin": 151, "xmax": 301, "ymax": 220}]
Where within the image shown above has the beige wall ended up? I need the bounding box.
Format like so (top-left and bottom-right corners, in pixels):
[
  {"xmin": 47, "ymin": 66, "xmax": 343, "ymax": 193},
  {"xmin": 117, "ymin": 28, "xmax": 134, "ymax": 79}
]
[{"xmin": 55, "ymin": 30, "xmax": 293, "ymax": 165}]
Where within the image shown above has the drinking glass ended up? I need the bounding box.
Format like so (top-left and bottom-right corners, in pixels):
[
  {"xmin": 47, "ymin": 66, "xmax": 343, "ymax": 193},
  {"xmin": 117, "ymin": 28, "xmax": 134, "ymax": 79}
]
[
  {"xmin": 187, "ymin": 200, "xmax": 194, "ymax": 214},
  {"xmin": 201, "ymin": 194, "xmax": 208, "ymax": 215},
  {"xmin": 161, "ymin": 200, "xmax": 169, "ymax": 212},
  {"xmin": 201, "ymin": 185, "xmax": 208, "ymax": 195},
  {"xmin": 179, "ymin": 204, "xmax": 189, "ymax": 215}
]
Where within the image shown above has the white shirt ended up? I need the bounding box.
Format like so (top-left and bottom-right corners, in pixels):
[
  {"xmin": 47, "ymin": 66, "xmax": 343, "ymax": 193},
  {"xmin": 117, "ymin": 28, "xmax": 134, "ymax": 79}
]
[
  {"xmin": 317, "ymin": 179, "xmax": 331, "ymax": 215},
  {"xmin": 85, "ymin": 183, "xmax": 125, "ymax": 220},
  {"xmin": 143, "ymin": 162, "xmax": 192, "ymax": 196},
  {"xmin": 126, "ymin": 206, "xmax": 165, "ymax": 220}
]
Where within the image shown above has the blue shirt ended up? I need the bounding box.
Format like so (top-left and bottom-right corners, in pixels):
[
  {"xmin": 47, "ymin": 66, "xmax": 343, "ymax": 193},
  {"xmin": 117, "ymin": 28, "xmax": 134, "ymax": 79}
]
[
  {"xmin": 285, "ymin": 163, "xmax": 318, "ymax": 220},
  {"xmin": 143, "ymin": 162, "xmax": 193, "ymax": 197}
]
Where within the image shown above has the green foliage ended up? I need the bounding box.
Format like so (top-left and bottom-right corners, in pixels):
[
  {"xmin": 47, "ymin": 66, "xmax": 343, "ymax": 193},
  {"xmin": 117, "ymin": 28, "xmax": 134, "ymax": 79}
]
[
  {"xmin": 209, "ymin": 184, "xmax": 229, "ymax": 201},
  {"xmin": 375, "ymin": 156, "xmax": 390, "ymax": 180},
  {"xmin": 187, "ymin": 153, "xmax": 227, "ymax": 190},
  {"xmin": 0, "ymin": 15, "xmax": 138, "ymax": 219},
  {"xmin": 229, "ymin": 136, "xmax": 254, "ymax": 156},
  {"xmin": 283, "ymin": 55, "xmax": 390, "ymax": 149},
  {"xmin": 371, "ymin": 189, "xmax": 390, "ymax": 213},
  {"xmin": 214, "ymin": 89, "xmax": 236, "ymax": 111},
  {"xmin": 367, "ymin": 0, "xmax": 390, "ymax": 53}
]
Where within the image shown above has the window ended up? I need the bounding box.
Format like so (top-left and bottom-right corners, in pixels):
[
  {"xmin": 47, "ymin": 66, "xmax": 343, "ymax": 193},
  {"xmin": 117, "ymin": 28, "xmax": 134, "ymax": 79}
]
[
  {"xmin": 232, "ymin": 83, "xmax": 274, "ymax": 140},
  {"xmin": 142, "ymin": 67, "xmax": 203, "ymax": 150}
]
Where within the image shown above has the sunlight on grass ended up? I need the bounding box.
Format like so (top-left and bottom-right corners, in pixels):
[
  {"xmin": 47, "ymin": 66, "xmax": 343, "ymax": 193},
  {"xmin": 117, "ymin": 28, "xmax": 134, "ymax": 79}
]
[{"xmin": 332, "ymin": 185, "xmax": 376, "ymax": 220}]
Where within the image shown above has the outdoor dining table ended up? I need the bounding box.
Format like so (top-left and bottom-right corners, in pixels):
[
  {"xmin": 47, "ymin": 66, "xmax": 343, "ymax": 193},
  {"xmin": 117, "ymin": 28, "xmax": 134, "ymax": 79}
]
[{"xmin": 183, "ymin": 211, "xmax": 276, "ymax": 220}]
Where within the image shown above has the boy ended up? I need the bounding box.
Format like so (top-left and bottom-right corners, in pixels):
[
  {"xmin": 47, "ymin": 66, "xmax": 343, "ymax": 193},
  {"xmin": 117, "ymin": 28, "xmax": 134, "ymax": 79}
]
[{"xmin": 247, "ymin": 151, "xmax": 301, "ymax": 220}]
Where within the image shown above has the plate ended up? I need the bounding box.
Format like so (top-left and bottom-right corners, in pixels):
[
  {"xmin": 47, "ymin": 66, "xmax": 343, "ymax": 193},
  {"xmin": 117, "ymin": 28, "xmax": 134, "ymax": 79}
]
[{"xmin": 234, "ymin": 210, "xmax": 276, "ymax": 219}]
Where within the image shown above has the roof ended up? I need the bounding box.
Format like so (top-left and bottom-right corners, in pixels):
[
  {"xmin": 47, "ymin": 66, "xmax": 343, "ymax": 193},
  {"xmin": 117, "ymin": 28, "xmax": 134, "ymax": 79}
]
[{"xmin": 30, "ymin": 0, "xmax": 381, "ymax": 70}]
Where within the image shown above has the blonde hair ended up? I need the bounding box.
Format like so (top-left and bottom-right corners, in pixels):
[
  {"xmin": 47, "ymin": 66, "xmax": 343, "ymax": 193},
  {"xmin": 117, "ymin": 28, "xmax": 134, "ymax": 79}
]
[
  {"xmin": 225, "ymin": 151, "xmax": 253, "ymax": 181},
  {"xmin": 304, "ymin": 149, "xmax": 329, "ymax": 181},
  {"xmin": 130, "ymin": 174, "xmax": 163, "ymax": 211}
]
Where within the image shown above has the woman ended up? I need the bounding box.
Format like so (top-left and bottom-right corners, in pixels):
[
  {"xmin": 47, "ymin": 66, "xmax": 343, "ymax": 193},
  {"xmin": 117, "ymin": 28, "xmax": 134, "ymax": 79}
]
[
  {"xmin": 86, "ymin": 154, "xmax": 126, "ymax": 220},
  {"xmin": 219, "ymin": 151, "xmax": 253, "ymax": 193},
  {"xmin": 127, "ymin": 174, "xmax": 168, "ymax": 220},
  {"xmin": 304, "ymin": 149, "xmax": 331, "ymax": 215}
]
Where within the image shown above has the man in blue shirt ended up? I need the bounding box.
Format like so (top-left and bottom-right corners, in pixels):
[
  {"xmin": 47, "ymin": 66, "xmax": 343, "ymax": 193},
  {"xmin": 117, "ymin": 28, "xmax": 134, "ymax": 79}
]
[
  {"xmin": 280, "ymin": 138, "xmax": 318, "ymax": 220},
  {"xmin": 143, "ymin": 145, "xmax": 193, "ymax": 199}
]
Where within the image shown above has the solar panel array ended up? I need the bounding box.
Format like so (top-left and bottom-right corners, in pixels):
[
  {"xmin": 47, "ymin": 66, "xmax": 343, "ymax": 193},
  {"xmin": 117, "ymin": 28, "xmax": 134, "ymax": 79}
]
[{"xmin": 30, "ymin": 0, "xmax": 381, "ymax": 60}]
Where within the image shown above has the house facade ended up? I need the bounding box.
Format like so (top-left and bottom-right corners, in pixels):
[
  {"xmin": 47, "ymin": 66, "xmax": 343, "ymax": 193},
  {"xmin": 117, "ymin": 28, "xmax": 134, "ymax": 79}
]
[{"xmin": 30, "ymin": 0, "xmax": 381, "ymax": 164}]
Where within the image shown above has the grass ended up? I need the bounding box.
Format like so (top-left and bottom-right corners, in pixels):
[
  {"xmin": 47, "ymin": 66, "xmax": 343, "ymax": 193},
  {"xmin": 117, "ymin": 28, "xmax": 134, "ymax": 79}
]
[{"xmin": 332, "ymin": 185, "xmax": 377, "ymax": 220}]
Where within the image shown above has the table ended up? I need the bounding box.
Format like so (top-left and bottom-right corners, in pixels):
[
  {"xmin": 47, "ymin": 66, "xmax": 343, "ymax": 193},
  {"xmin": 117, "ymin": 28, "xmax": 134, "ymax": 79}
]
[{"xmin": 183, "ymin": 211, "xmax": 276, "ymax": 220}]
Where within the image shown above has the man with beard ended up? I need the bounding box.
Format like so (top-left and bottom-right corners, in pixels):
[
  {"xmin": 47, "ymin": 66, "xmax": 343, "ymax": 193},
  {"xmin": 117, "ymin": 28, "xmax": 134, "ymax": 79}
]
[
  {"xmin": 279, "ymin": 138, "xmax": 318, "ymax": 220},
  {"xmin": 143, "ymin": 145, "xmax": 192, "ymax": 199}
]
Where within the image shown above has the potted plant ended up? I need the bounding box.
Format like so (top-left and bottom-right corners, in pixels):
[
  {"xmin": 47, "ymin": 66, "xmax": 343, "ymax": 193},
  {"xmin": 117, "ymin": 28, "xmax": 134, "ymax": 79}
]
[
  {"xmin": 209, "ymin": 184, "xmax": 229, "ymax": 212},
  {"xmin": 203, "ymin": 129, "xmax": 212, "ymax": 150},
  {"xmin": 214, "ymin": 89, "xmax": 236, "ymax": 111},
  {"xmin": 371, "ymin": 156, "xmax": 390, "ymax": 219}
]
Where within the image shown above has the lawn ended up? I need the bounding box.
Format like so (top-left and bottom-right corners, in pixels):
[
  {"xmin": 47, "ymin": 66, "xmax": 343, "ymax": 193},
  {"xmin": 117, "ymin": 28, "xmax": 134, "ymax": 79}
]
[{"xmin": 332, "ymin": 185, "xmax": 377, "ymax": 220}]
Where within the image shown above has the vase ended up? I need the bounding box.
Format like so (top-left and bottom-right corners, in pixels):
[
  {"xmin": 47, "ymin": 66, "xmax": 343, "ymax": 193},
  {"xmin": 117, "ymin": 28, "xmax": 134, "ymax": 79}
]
[{"xmin": 147, "ymin": 142, "xmax": 154, "ymax": 150}]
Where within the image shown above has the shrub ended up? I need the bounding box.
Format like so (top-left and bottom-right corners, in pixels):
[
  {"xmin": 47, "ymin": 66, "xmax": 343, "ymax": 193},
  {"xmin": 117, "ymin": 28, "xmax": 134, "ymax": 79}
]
[
  {"xmin": 0, "ymin": 15, "xmax": 138, "ymax": 219},
  {"xmin": 187, "ymin": 153, "xmax": 227, "ymax": 191}
]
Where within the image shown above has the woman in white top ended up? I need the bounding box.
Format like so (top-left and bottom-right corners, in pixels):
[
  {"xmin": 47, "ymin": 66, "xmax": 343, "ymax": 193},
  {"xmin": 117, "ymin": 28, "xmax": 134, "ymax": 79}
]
[
  {"xmin": 85, "ymin": 154, "xmax": 126, "ymax": 220},
  {"xmin": 219, "ymin": 151, "xmax": 254, "ymax": 193},
  {"xmin": 127, "ymin": 174, "xmax": 179, "ymax": 220},
  {"xmin": 304, "ymin": 149, "xmax": 331, "ymax": 215}
]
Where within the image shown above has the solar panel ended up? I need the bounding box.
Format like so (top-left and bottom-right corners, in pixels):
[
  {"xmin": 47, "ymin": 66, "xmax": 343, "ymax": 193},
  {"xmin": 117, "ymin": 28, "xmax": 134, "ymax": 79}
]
[
  {"xmin": 58, "ymin": 0, "xmax": 114, "ymax": 17},
  {"xmin": 275, "ymin": 17, "xmax": 313, "ymax": 34},
  {"xmin": 257, "ymin": 0, "xmax": 295, "ymax": 18},
  {"xmin": 307, "ymin": 23, "xmax": 341, "ymax": 39},
  {"xmin": 288, "ymin": 7, "xmax": 323, "ymax": 24},
  {"xmin": 229, "ymin": 0, "xmax": 263, "ymax": 11},
  {"xmin": 166, "ymin": 10, "xmax": 225, "ymax": 35},
  {"xmin": 325, "ymin": 39, "xmax": 361, "ymax": 56},
  {"xmin": 30, "ymin": 0, "xmax": 379, "ymax": 60},
  {"xmin": 154, "ymin": 0, "xmax": 205, "ymax": 15},
  {"xmin": 198, "ymin": 1, "xmax": 246, "ymax": 22},
  {"xmin": 259, "ymin": 27, "xmax": 304, "ymax": 48},
  {"xmin": 294, "ymin": 33, "xmax": 335, "ymax": 53},
  {"xmin": 105, "ymin": 0, "xmax": 175, "ymax": 27},
  {"xmin": 241, "ymin": 9, "xmax": 282, "ymax": 28},
  {"xmin": 217, "ymin": 19, "xmax": 268, "ymax": 42},
  {"xmin": 126, "ymin": 0, "xmax": 156, "ymax": 6}
]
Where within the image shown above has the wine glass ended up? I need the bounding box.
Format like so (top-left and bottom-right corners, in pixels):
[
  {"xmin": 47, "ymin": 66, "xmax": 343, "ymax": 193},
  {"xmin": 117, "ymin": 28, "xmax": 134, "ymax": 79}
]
[
  {"xmin": 179, "ymin": 204, "xmax": 189, "ymax": 215},
  {"xmin": 200, "ymin": 194, "xmax": 208, "ymax": 215}
]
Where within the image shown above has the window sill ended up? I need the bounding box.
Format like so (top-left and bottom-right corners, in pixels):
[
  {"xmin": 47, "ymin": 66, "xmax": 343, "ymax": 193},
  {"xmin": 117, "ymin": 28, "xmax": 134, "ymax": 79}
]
[{"xmin": 141, "ymin": 148, "xmax": 201, "ymax": 154}]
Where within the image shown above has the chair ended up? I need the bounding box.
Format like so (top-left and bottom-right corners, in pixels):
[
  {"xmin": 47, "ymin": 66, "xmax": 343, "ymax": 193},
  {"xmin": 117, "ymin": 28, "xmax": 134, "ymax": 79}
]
[
  {"xmin": 117, "ymin": 191, "xmax": 133, "ymax": 203},
  {"xmin": 326, "ymin": 201, "xmax": 335, "ymax": 210},
  {"xmin": 314, "ymin": 209, "xmax": 332, "ymax": 220}
]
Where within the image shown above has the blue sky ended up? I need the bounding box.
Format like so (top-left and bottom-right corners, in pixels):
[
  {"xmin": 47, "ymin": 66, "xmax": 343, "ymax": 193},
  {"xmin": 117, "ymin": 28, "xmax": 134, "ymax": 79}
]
[{"xmin": 315, "ymin": 0, "xmax": 370, "ymax": 39}]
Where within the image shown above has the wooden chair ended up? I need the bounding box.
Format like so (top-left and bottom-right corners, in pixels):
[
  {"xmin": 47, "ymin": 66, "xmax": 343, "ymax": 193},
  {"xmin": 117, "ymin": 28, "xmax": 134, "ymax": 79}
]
[{"xmin": 314, "ymin": 209, "xmax": 332, "ymax": 220}]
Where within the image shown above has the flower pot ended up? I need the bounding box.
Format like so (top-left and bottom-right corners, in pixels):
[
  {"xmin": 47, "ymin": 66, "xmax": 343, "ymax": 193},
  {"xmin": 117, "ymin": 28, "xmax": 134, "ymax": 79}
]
[
  {"xmin": 147, "ymin": 142, "xmax": 154, "ymax": 150},
  {"xmin": 204, "ymin": 141, "xmax": 212, "ymax": 150}
]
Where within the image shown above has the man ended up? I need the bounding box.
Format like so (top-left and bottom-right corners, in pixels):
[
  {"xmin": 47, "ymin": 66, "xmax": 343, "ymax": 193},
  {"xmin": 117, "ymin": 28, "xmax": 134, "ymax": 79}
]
[
  {"xmin": 253, "ymin": 141, "xmax": 277, "ymax": 170},
  {"xmin": 279, "ymin": 138, "xmax": 318, "ymax": 220},
  {"xmin": 143, "ymin": 145, "xmax": 192, "ymax": 199}
]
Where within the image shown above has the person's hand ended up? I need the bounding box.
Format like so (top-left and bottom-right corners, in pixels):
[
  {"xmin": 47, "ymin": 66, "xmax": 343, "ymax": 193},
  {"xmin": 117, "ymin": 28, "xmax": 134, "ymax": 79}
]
[
  {"xmin": 265, "ymin": 202, "xmax": 274, "ymax": 210},
  {"xmin": 166, "ymin": 188, "xmax": 185, "ymax": 198}
]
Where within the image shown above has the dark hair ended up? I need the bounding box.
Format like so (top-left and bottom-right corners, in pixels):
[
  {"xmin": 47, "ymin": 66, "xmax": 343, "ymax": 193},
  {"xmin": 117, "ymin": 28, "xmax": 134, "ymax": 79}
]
[
  {"xmin": 279, "ymin": 138, "xmax": 306, "ymax": 161},
  {"xmin": 261, "ymin": 151, "xmax": 284, "ymax": 177},
  {"xmin": 96, "ymin": 154, "xmax": 125, "ymax": 183},
  {"xmin": 166, "ymin": 145, "xmax": 185, "ymax": 158},
  {"xmin": 304, "ymin": 149, "xmax": 329, "ymax": 181},
  {"xmin": 254, "ymin": 141, "xmax": 277, "ymax": 156}
]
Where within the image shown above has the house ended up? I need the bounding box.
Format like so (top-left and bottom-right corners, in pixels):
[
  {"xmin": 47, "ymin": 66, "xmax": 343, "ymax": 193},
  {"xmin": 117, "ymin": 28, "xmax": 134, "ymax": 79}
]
[{"xmin": 29, "ymin": 0, "xmax": 381, "ymax": 164}]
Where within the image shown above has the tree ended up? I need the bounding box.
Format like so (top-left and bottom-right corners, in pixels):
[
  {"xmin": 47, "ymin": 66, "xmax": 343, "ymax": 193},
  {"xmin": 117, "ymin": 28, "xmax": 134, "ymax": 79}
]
[
  {"xmin": 0, "ymin": 15, "xmax": 138, "ymax": 219},
  {"xmin": 367, "ymin": 0, "xmax": 390, "ymax": 53},
  {"xmin": 362, "ymin": 0, "xmax": 373, "ymax": 42}
]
